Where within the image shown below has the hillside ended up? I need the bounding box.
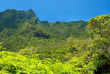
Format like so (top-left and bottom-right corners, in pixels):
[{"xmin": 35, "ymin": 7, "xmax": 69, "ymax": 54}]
[
  {"xmin": 0, "ymin": 9, "xmax": 88, "ymax": 51},
  {"xmin": 0, "ymin": 9, "xmax": 110, "ymax": 74},
  {"xmin": 38, "ymin": 20, "xmax": 88, "ymax": 38}
]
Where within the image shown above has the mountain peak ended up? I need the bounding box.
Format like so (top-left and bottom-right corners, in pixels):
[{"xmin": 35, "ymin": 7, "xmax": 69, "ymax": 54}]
[{"xmin": 28, "ymin": 9, "xmax": 36, "ymax": 17}]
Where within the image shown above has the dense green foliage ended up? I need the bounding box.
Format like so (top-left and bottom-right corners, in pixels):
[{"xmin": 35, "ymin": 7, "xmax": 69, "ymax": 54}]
[
  {"xmin": 0, "ymin": 9, "xmax": 88, "ymax": 51},
  {"xmin": 0, "ymin": 9, "xmax": 110, "ymax": 74},
  {"xmin": 38, "ymin": 20, "xmax": 88, "ymax": 38}
]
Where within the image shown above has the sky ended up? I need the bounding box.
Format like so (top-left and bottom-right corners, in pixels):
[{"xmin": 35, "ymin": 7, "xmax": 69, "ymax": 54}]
[{"xmin": 0, "ymin": 0, "xmax": 110, "ymax": 22}]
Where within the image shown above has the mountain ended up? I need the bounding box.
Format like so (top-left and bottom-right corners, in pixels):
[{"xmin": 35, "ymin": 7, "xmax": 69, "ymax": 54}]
[
  {"xmin": 0, "ymin": 9, "xmax": 52, "ymax": 51},
  {"xmin": 0, "ymin": 9, "xmax": 110, "ymax": 74},
  {"xmin": 0, "ymin": 9, "xmax": 40, "ymax": 32},
  {"xmin": 39, "ymin": 20, "xmax": 88, "ymax": 38},
  {"xmin": 0, "ymin": 9, "xmax": 88, "ymax": 51}
]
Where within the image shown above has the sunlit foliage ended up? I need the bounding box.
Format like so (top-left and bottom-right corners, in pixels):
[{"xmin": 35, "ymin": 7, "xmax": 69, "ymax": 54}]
[{"xmin": 0, "ymin": 9, "xmax": 110, "ymax": 74}]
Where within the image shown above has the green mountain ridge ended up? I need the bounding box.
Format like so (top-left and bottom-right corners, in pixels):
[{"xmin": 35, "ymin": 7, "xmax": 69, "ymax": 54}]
[
  {"xmin": 0, "ymin": 9, "xmax": 39, "ymax": 32},
  {"xmin": 0, "ymin": 9, "xmax": 109, "ymax": 74},
  {"xmin": 0, "ymin": 9, "xmax": 88, "ymax": 51}
]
